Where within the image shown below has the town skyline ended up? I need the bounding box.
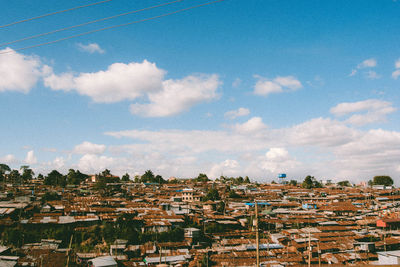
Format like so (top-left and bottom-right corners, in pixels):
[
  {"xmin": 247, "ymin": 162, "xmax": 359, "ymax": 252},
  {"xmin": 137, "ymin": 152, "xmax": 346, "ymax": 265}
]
[{"xmin": 1, "ymin": 0, "xmax": 400, "ymax": 183}]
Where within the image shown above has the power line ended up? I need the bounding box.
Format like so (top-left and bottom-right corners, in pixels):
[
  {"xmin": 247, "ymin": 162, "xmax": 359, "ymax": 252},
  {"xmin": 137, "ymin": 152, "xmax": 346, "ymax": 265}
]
[
  {"xmin": 0, "ymin": 0, "xmax": 226, "ymax": 55},
  {"xmin": 0, "ymin": 0, "xmax": 184, "ymax": 47},
  {"xmin": 0, "ymin": 0, "xmax": 115, "ymax": 29}
]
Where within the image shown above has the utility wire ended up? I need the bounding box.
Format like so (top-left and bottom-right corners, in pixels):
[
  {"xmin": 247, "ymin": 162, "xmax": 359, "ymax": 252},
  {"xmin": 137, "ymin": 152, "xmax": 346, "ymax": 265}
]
[
  {"xmin": 0, "ymin": 0, "xmax": 115, "ymax": 29},
  {"xmin": 0, "ymin": 0, "xmax": 184, "ymax": 47},
  {"xmin": 0, "ymin": 0, "xmax": 226, "ymax": 55}
]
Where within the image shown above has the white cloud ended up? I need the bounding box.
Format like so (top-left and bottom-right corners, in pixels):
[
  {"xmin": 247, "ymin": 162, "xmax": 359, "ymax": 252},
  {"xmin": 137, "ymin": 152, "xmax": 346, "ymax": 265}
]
[
  {"xmin": 44, "ymin": 72, "xmax": 75, "ymax": 91},
  {"xmin": 349, "ymin": 69, "xmax": 357, "ymax": 77},
  {"xmin": 233, "ymin": 117, "xmax": 267, "ymax": 134},
  {"xmin": 25, "ymin": 150, "xmax": 37, "ymax": 165},
  {"xmin": 349, "ymin": 58, "xmax": 377, "ymax": 76},
  {"xmin": 288, "ymin": 117, "xmax": 360, "ymax": 147},
  {"xmin": 254, "ymin": 75, "xmax": 302, "ymax": 96},
  {"xmin": 12, "ymin": 99, "xmax": 399, "ymax": 183},
  {"xmin": 101, "ymin": 105, "xmax": 400, "ymax": 182},
  {"xmin": 392, "ymin": 69, "xmax": 400, "ymax": 79},
  {"xmin": 77, "ymin": 43, "xmax": 105, "ymax": 54},
  {"xmin": 366, "ymin": 70, "xmax": 381, "ymax": 80},
  {"xmin": 130, "ymin": 74, "xmax": 220, "ymax": 117},
  {"xmin": 260, "ymin": 148, "xmax": 300, "ymax": 173},
  {"xmin": 224, "ymin": 107, "xmax": 250, "ymax": 119},
  {"xmin": 208, "ymin": 159, "xmax": 240, "ymax": 178},
  {"xmin": 44, "ymin": 60, "xmax": 165, "ymax": 103},
  {"xmin": 396, "ymin": 58, "xmax": 400, "ymax": 69},
  {"xmin": 45, "ymin": 60, "xmax": 220, "ymax": 117},
  {"xmin": 358, "ymin": 58, "xmax": 377, "ymax": 69},
  {"xmin": 330, "ymin": 99, "xmax": 396, "ymax": 126},
  {"xmin": 0, "ymin": 154, "xmax": 17, "ymax": 164},
  {"xmin": 52, "ymin": 157, "xmax": 65, "ymax": 169},
  {"xmin": 0, "ymin": 48, "xmax": 43, "ymax": 93},
  {"xmin": 74, "ymin": 141, "xmax": 106, "ymax": 155},
  {"xmin": 78, "ymin": 154, "xmax": 114, "ymax": 173}
]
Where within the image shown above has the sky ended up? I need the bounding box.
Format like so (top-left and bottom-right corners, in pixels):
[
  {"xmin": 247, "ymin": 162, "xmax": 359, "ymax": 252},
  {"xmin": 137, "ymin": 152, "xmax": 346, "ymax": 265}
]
[{"xmin": 0, "ymin": 0, "xmax": 400, "ymax": 183}]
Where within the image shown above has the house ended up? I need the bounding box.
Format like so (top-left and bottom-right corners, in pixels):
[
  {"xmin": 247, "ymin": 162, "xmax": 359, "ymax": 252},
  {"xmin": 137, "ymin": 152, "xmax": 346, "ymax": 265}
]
[
  {"xmin": 377, "ymin": 218, "xmax": 400, "ymax": 229},
  {"xmin": 88, "ymin": 256, "xmax": 117, "ymax": 267}
]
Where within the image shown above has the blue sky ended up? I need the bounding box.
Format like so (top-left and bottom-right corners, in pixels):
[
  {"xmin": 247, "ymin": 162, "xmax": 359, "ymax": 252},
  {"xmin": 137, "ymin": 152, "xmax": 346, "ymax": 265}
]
[{"xmin": 1, "ymin": 0, "xmax": 400, "ymax": 183}]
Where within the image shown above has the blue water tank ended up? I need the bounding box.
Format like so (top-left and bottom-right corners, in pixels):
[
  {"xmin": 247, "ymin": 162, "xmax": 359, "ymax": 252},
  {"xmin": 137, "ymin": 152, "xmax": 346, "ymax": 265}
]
[{"xmin": 278, "ymin": 173, "xmax": 286, "ymax": 178}]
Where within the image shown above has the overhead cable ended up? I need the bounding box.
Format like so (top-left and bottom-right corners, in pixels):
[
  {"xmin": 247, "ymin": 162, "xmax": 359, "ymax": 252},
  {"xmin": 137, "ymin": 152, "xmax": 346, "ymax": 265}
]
[
  {"xmin": 0, "ymin": 0, "xmax": 226, "ymax": 55},
  {"xmin": 0, "ymin": 0, "xmax": 183, "ymax": 47},
  {"xmin": 0, "ymin": 0, "xmax": 115, "ymax": 29}
]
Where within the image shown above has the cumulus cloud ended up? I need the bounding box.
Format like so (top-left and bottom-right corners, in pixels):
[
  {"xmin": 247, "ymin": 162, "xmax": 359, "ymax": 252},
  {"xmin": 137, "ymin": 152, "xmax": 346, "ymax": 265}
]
[
  {"xmin": 44, "ymin": 60, "xmax": 165, "ymax": 103},
  {"xmin": 77, "ymin": 43, "xmax": 105, "ymax": 54},
  {"xmin": 392, "ymin": 58, "xmax": 400, "ymax": 79},
  {"xmin": 358, "ymin": 58, "xmax": 377, "ymax": 69},
  {"xmin": 0, "ymin": 154, "xmax": 17, "ymax": 164},
  {"xmin": 45, "ymin": 60, "xmax": 221, "ymax": 117},
  {"xmin": 73, "ymin": 141, "xmax": 106, "ymax": 155},
  {"xmin": 350, "ymin": 58, "xmax": 377, "ymax": 76},
  {"xmin": 52, "ymin": 157, "xmax": 65, "ymax": 169},
  {"xmin": 0, "ymin": 48, "xmax": 44, "ymax": 93},
  {"xmin": 288, "ymin": 117, "xmax": 359, "ymax": 147},
  {"xmin": 392, "ymin": 69, "xmax": 400, "ymax": 79},
  {"xmin": 233, "ymin": 117, "xmax": 267, "ymax": 134},
  {"xmin": 260, "ymin": 148, "xmax": 300, "ymax": 173},
  {"xmin": 25, "ymin": 150, "xmax": 37, "ymax": 165},
  {"xmin": 78, "ymin": 154, "xmax": 114, "ymax": 173},
  {"xmin": 224, "ymin": 107, "xmax": 250, "ymax": 119},
  {"xmin": 330, "ymin": 99, "xmax": 396, "ymax": 126},
  {"xmin": 130, "ymin": 74, "xmax": 220, "ymax": 117},
  {"xmin": 254, "ymin": 75, "xmax": 302, "ymax": 96},
  {"xmin": 208, "ymin": 159, "xmax": 240, "ymax": 178}
]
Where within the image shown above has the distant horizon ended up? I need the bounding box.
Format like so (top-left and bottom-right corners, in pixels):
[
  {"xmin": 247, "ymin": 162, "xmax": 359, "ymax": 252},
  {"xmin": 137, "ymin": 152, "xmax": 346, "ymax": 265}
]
[{"xmin": 1, "ymin": 0, "xmax": 400, "ymax": 184}]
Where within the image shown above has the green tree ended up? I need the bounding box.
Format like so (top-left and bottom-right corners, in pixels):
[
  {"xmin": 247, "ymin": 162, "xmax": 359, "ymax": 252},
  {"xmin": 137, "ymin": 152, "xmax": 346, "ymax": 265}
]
[
  {"xmin": 21, "ymin": 166, "xmax": 34, "ymax": 182},
  {"xmin": 203, "ymin": 188, "xmax": 220, "ymax": 201},
  {"xmin": 194, "ymin": 173, "xmax": 209, "ymax": 182},
  {"xmin": 244, "ymin": 176, "xmax": 250, "ymax": 183},
  {"xmin": 370, "ymin": 176, "xmax": 394, "ymax": 186},
  {"xmin": 101, "ymin": 169, "xmax": 111, "ymax": 176},
  {"xmin": 289, "ymin": 180, "xmax": 298, "ymax": 186},
  {"xmin": 0, "ymin": 163, "xmax": 10, "ymax": 183},
  {"xmin": 338, "ymin": 180, "xmax": 351, "ymax": 187},
  {"xmin": 66, "ymin": 169, "xmax": 88, "ymax": 185},
  {"xmin": 140, "ymin": 170, "xmax": 165, "ymax": 183},
  {"xmin": 141, "ymin": 170, "xmax": 155, "ymax": 182},
  {"xmin": 302, "ymin": 175, "xmax": 322, "ymax": 189},
  {"xmin": 44, "ymin": 170, "xmax": 66, "ymax": 186},
  {"xmin": 121, "ymin": 173, "xmax": 130, "ymax": 182}
]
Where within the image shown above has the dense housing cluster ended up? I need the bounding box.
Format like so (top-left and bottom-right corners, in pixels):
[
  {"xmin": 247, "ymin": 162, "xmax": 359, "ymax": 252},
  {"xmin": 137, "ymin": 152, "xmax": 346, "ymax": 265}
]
[{"xmin": 0, "ymin": 168, "xmax": 399, "ymax": 266}]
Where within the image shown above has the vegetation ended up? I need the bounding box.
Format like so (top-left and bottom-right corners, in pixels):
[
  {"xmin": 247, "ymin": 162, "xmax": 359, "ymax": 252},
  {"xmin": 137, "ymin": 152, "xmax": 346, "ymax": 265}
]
[
  {"xmin": 203, "ymin": 188, "xmax": 220, "ymax": 201},
  {"xmin": 289, "ymin": 180, "xmax": 298, "ymax": 186},
  {"xmin": 193, "ymin": 173, "xmax": 210, "ymax": 182},
  {"xmin": 338, "ymin": 180, "xmax": 351, "ymax": 187},
  {"xmin": 44, "ymin": 170, "xmax": 66, "ymax": 187},
  {"xmin": 121, "ymin": 173, "xmax": 130, "ymax": 182},
  {"xmin": 301, "ymin": 175, "xmax": 322, "ymax": 189},
  {"xmin": 140, "ymin": 170, "xmax": 165, "ymax": 184},
  {"xmin": 219, "ymin": 176, "xmax": 251, "ymax": 184},
  {"xmin": 369, "ymin": 175, "xmax": 394, "ymax": 186},
  {"xmin": 66, "ymin": 169, "xmax": 88, "ymax": 185}
]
